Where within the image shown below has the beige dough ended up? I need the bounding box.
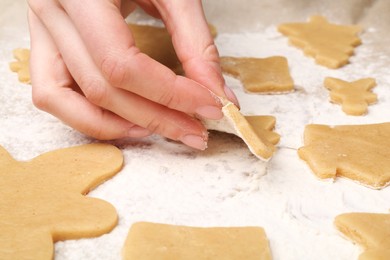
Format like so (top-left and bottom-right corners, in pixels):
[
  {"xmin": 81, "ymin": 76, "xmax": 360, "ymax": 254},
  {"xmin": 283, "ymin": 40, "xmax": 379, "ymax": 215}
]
[
  {"xmin": 9, "ymin": 48, "xmax": 30, "ymax": 84},
  {"xmin": 278, "ymin": 16, "xmax": 362, "ymax": 69},
  {"xmin": 245, "ymin": 115, "xmax": 280, "ymax": 145},
  {"xmin": 220, "ymin": 56, "xmax": 294, "ymax": 93},
  {"xmin": 123, "ymin": 222, "xmax": 272, "ymax": 260},
  {"xmin": 324, "ymin": 77, "xmax": 377, "ymax": 116},
  {"xmin": 298, "ymin": 123, "xmax": 390, "ymax": 189},
  {"xmin": 204, "ymin": 100, "xmax": 278, "ymax": 161},
  {"xmin": 129, "ymin": 23, "xmax": 217, "ymax": 75},
  {"xmin": 0, "ymin": 143, "xmax": 123, "ymax": 259},
  {"xmin": 128, "ymin": 24, "xmax": 183, "ymax": 74},
  {"xmin": 334, "ymin": 212, "xmax": 390, "ymax": 260}
]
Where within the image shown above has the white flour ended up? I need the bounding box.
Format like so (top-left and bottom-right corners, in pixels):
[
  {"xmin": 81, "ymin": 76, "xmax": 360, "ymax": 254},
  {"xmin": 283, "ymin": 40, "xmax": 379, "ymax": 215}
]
[{"xmin": 1, "ymin": 1, "xmax": 390, "ymax": 260}]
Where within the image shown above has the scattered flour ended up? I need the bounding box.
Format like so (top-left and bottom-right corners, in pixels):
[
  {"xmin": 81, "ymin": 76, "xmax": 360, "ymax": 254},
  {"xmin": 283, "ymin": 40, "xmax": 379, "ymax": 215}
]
[{"xmin": 1, "ymin": 1, "xmax": 389, "ymax": 260}]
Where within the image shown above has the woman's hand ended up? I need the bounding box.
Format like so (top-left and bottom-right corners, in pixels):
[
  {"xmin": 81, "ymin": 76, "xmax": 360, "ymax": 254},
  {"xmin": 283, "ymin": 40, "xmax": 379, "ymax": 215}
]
[{"xmin": 27, "ymin": 0, "xmax": 238, "ymax": 150}]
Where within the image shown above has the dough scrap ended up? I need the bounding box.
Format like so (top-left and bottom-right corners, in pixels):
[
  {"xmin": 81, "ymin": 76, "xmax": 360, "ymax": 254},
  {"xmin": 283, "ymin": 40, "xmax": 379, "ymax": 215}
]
[
  {"xmin": 324, "ymin": 77, "xmax": 377, "ymax": 116},
  {"xmin": 123, "ymin": 222, "xmax": 272, "ymax": 260},
  {"xmin": 9, "ymin": 48, "xmax": 31, "ymax": 84},
  {"xmin": 278, "ymin": 15, "xmax": 362, "ymax": 69},
  {"xmin": 220, "ymin": 56, "xmax": 294, "ymax": 93},
  {"xmin": 0, "ymin": 143, "xmax": 123, "ymax": 259},
  {"xmin": 298, "ymin": 123, "xmax": 390, "ymax": 189},
  {"xmin": 204, "ymin": 101, "xmax": 278, "ymax": 161},
  {"xmin": 334, "ymin": 212, "xmax": 390, "ymax": 260}
]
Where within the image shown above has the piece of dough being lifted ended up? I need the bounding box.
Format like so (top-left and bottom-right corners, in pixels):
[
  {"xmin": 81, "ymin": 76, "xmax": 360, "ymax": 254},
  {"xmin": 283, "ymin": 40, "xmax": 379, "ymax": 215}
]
[
  {"xmin": 123, "ymin": 222, "xmax": 272, "ymax": 260},
  {"xmin": 204, "ymin": 100, "xmax": 278, "ymax": 161}
]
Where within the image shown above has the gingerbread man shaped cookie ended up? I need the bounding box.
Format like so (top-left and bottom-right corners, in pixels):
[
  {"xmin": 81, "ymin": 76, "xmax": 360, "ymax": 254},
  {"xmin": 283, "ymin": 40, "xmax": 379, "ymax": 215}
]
[{"xmin": 0, "ymin": 143, "xmax": 123, "ymax": 259}]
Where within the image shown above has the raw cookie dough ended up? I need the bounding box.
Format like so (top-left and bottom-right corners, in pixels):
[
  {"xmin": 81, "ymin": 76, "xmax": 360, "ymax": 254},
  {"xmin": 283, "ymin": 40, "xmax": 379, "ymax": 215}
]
[
  {"xmin": 9, "ymin": 48, "xmax": 30, "ymax": 84},
  {"xmin": 278, "ymin": 15, "xmax": 362, "ymax": 69},
  {"xmin": 334, "ymin": 212, "xmax": 390, "ymax": 260},
  {"xmin": 123, "ymin": 222, "xmax": 272, "ymax": 260},
  {"xmin": 220, "ymin": 56, "xmax": 294, "ymax": 93},
  {"xmin": 298, "ymin": 123, "xmax": 390, "ymax": 189},
  {"xmin": 0, "ymin": 143, "xmax": 123, "ymax": 259},
  {"xmin": 128, "ymin": 24, "xmax": 183, "ymax": 74},
  {"xmin": 129, "ymin": 23, "xmax": 217, "ymax": 74},
  {"xmin": 324, "ymin": 77, "xmax": 377, "ymax": 116},
  {"xmin": 245, "ymin": 115, "xmax": 280, "ymax": 145},
  {"xmin": 204, "ymin": 100, "xmax": 278, "ymax": 161}
]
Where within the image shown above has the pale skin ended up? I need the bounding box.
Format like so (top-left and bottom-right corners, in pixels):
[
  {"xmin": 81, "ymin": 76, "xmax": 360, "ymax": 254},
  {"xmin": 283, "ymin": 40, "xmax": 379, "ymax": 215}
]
[{"xmin": 27, "ymin": 0, "xmax": 239, "ymax": 150}]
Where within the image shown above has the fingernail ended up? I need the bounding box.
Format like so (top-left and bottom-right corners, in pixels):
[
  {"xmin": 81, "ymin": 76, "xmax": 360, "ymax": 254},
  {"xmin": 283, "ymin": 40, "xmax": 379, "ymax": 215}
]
[
  {"xmin": 195, "ymin": 106, "xmax": 223, "ymax": 120},
  {"xmin": 224, "ymin": 85, "xmax": 240, "ymax": 108},
  {"xmin": 180, "ymin": 134, "xmax": 208, "ymax": 150}
]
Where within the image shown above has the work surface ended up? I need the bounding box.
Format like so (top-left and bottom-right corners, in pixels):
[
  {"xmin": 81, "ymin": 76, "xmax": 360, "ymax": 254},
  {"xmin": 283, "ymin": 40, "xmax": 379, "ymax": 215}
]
[{"xmin": 1, "ymin": 1, "xmax": 390, "ymax": 259}]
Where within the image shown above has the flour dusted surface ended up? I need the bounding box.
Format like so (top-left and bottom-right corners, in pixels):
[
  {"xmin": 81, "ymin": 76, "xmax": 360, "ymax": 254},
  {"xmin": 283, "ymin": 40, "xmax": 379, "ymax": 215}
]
[{"xmin": 1, "ymin": 1, "xmax": 390, "ymax": 259}]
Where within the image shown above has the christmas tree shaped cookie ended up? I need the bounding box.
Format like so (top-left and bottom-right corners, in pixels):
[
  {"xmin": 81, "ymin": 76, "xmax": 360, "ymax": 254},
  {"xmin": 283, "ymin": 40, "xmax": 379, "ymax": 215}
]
[
  {"xmin": 278, "ymin": 16, "xmax": 362, "ymax": 68},
  {"xmin": 0, "ymin": 143, "xmax": 123, "ymax": 259},
  {"xmin": 9, "ymin": 48, "xmax": 31, "ymax": 84},
  {"xmin": 324, "ymin": 77, "xmax": 377, "ymax": 116},
  {"xmin": 123, "ymin": 222, "xmax": 272, "ymax": 260},
  {"xmin": 298, "ymin": 123, "xmax": 390, "ymax": 189},
  {"xmin": 335, "ymin": 212, "xmax": 390, "ymax": 260},
  {"xmin": 220, "ymin": 56, "xmax": 294, "ymax": 93}
]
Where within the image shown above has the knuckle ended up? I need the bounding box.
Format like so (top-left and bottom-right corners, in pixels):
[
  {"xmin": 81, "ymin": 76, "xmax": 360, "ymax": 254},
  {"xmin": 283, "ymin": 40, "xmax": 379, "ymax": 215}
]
[
  {"xmin": 31, "ymin": 86, "xmax": 51, "ymax": 111},
  {"xmin": 202, "ymin": 43, "xmax": 219, "ymax": 62},
  {"xmin": 80, "ymin": 77, "xmax": 107, "ymax": 106},
  {"xmin": 100, "ymin": 47, "xmax": 140, "ymax": 86},
  {"xmin": 84, "ymin": 123, "xmax": 105, "ymax": 140},
  {"xmin": 158, "ymin": 89, "xmax": 180, "ymax": 109},
  {"xmin": 101, "ymin": 54, "xmax": 125, "ymax": 85},
  {"xmin": 146, "ymin": 114, "xmax": 166, "ymax": 136},
  {"xmin": 28, "ymin": 0, "xmax": 50, "ymax": 17},
  {"xmin": 81, "ymin": 111, "xmax": 109, "ymax": 140}
]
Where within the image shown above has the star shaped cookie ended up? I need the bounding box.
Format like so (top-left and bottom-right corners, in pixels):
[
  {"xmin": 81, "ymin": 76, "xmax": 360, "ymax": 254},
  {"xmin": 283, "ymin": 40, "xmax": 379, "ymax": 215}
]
[
  {"xmin": 123, "ymin": 222, "xmax": 272, "ymax": 260},
  {"xmin": 220, "ymin": 56, "xmax": 294, "ymax": 93},
  {"xmin": 9, "ymin": 48, "xmax": 31, "ymax": 84},
  {"xmin": 334, "ymin": 212, "xmax": 390, "ymax": 260},
  {"xmin": 278, "ymin": 16, "xmax": 362, "ymax": 68},
  {"xmin": 0, "ymin": 143, "xmax": 123, "ymax": 259},
  {"xmin": 324, "ymin": 77, "xmax": 377, "ymax": 116},
  {"xmin": 298, "ymin": 123, "xmax": 390, "ymax": 189}
]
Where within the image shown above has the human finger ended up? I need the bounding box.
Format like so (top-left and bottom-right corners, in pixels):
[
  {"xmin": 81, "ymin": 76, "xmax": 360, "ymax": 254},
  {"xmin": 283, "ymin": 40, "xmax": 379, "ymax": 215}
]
[
  {"xmin": 28, "ymin": 8, "xmax": 151, "ymax": 140},
  {"xmin": 51, "ymin": 0, "xmax": 223, "ymax": 119},
  {"xmin": 28, "ymin": 5, "xmax": 209, "ymax": 149},
  {"xmin": 150, "ymin": 0, "xmax": 239, "ymax": 106}
]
